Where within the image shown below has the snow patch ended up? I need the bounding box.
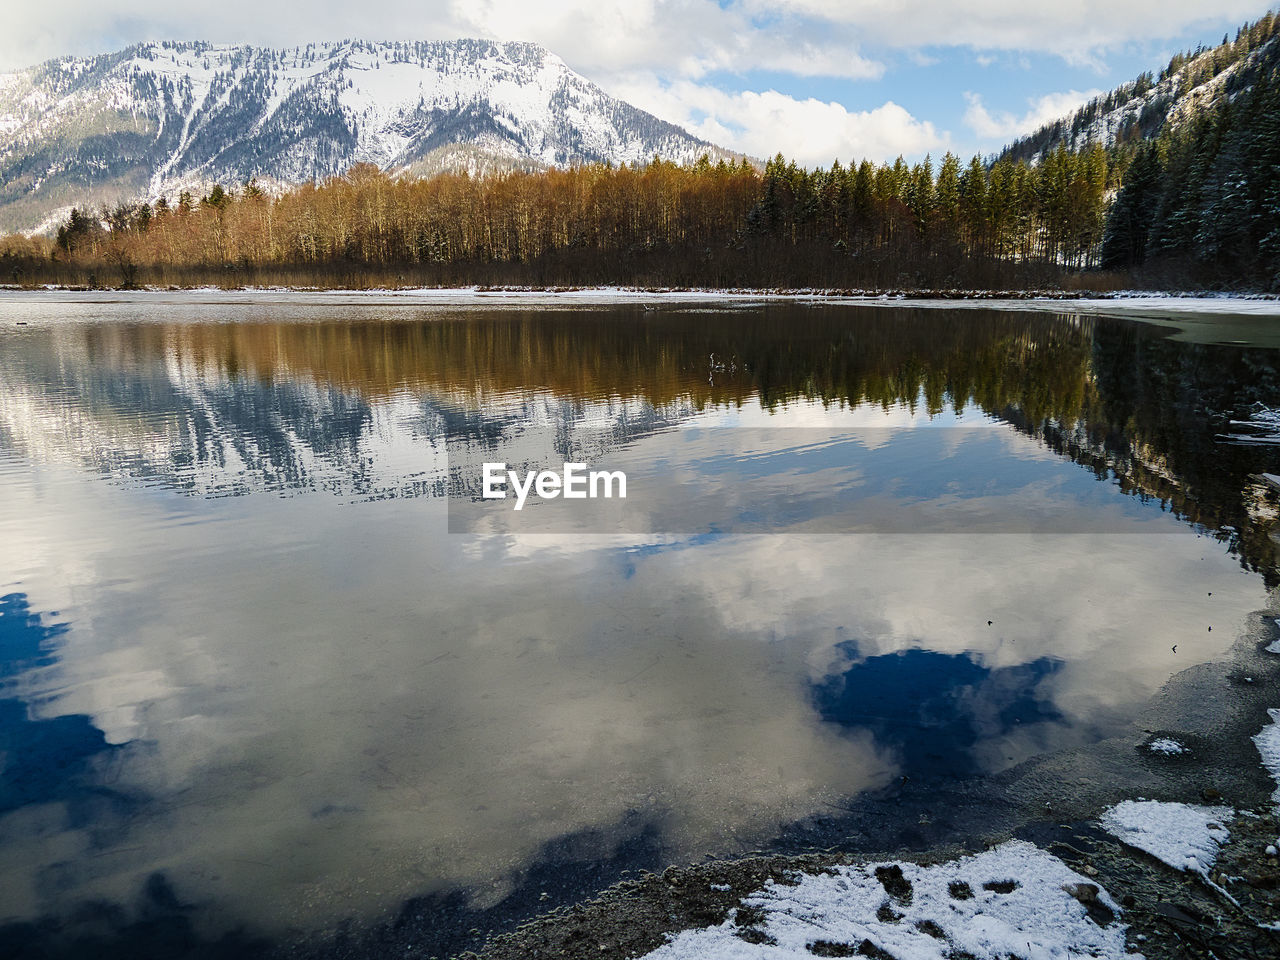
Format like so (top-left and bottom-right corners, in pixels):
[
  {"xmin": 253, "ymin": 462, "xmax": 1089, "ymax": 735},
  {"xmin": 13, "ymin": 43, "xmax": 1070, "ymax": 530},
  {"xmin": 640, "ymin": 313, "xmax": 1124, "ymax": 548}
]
[
  {"xmin": 1219, "ymin": 404, "xmax": 1280, "ymax": 446},
  {"xmin": 641, "ymin": 840, "xmax": 1135, "ymax": 960},
  {"xmin": 1146, "ymin": 737, "xmax": 1189, "ymax": 755},
  {"xmin": 1100, "ymin": 800, "xmax": 1230, "ymax": 876},
  {"xmin": 1255, "ymin": 708, "xmax": 1280, "ymax": 806}
]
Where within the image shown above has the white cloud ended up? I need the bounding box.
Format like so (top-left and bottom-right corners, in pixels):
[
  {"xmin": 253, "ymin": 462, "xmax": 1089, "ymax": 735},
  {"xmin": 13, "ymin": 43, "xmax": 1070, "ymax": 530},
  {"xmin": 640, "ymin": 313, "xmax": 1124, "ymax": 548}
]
[
  {"xmin": 0, "ymin": 0, "xmax": 1266, "ymax": 168},
  {"xmin": 611, "ymin": 77, "xmax": 947, "ymax": 165},
  {"xmin": 746, "ymin": 0, "xmax": 1270, "ymax": 59},
  {"xmin": 963, "ymin": 89, "xmax": 1104, "ymax": 142},
  {"xmin": 0, "ymin": 0, "xmax": 882, "ymax": 80},
  {"xmin": 450, "ymin": 0, "xmax": 885, "ymax": 80},
  {"xmin": 4, "ymin": 0, "xmax": 1264, "ymax": 75}
]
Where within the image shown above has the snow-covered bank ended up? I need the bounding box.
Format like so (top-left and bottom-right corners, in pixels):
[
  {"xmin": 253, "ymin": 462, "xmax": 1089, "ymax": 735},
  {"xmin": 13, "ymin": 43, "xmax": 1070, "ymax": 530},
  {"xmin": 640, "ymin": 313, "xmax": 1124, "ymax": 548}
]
[
  {"xmin": 3, "ymin": 284, "xmax": 1280, "ymax": 316},
  {"xmin": 631, "ymin": 800, "xmax": 1245, "ymax": 960},
  {"xmin": 4, "ymin": 286, "xmax": 1280, "ymax": 331},
  {"xmin": 641, "ymin": 841, "xmax": 1135, "ymax": 960},
  {"xmin": 617, "ymin": 704, "xmax": 1280, "ymax": 960},
  {"xmin": 1100, "ymin": 800, "xmax": 1231, "ymax": 876},
  {"xmin": 1257, "ymin": 709, "xmax": 1280, "ymax": 806}
]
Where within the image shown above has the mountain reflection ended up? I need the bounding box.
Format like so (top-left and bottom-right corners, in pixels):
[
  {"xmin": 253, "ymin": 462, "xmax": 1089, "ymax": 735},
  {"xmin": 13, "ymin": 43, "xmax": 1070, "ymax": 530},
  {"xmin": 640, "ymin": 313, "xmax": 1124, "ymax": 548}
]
[{"xmin": 2, "ymin": 304, "xmax": 1278, "ymax": 570}]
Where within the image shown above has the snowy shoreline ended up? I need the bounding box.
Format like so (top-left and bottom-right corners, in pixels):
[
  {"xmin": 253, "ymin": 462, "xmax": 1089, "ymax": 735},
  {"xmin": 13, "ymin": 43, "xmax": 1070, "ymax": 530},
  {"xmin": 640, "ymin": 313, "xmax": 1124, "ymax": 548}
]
[
  {"xmin": 4, "ymin": 283, "xmax": 1280, "ymax": 300},
  {"xmin": 3, "ymin": 284, "xmax": 1280, "ymax": 316}
]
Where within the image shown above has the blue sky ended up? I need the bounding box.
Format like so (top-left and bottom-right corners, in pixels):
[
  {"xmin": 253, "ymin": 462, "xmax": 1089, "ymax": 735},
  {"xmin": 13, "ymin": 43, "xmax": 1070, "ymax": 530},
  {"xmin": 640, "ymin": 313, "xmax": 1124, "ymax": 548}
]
[{"xmin": 4, "ymin": 1, "xmax": 1277, "ymax": 165}]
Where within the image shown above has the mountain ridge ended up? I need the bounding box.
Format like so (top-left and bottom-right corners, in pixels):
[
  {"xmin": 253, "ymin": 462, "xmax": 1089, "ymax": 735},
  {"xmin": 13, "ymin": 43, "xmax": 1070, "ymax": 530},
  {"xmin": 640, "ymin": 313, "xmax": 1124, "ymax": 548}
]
[{"xmin": 0, "ymin": 38, "xmax": 735, "ymax": 233}]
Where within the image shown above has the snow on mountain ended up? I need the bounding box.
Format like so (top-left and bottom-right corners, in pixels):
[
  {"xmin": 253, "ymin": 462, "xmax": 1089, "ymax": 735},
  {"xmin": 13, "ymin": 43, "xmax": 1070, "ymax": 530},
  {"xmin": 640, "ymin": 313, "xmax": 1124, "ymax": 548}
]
[
  {"xmin": 0, "ymin": 39, "xmax": 734, "ymax": 233},
  {"xmin": 1000, "ymin": 22, "xmax": 1280, "ymax": 164}
]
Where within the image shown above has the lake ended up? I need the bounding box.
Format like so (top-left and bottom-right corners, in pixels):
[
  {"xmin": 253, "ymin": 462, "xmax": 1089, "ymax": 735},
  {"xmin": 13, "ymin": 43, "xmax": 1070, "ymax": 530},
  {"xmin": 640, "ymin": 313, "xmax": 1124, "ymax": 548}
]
[{"xmin": 1, "ymin": 292, "xmax": 1278, "ymax": 958}]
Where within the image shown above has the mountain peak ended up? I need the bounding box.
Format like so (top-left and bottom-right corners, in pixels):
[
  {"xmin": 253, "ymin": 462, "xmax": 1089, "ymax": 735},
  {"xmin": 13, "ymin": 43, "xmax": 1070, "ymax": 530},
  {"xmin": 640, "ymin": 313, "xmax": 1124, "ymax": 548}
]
[{"xmin": 0, "ymin": 38, "xmax": 733, "ymax": 233}]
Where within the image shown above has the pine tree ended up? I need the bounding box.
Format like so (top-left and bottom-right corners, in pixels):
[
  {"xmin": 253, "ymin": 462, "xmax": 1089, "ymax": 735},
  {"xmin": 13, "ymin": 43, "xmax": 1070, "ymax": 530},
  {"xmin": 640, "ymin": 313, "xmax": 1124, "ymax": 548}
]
[{"xmin": 934, "ymin": 153, "xmax": 962, "ymax": 243}]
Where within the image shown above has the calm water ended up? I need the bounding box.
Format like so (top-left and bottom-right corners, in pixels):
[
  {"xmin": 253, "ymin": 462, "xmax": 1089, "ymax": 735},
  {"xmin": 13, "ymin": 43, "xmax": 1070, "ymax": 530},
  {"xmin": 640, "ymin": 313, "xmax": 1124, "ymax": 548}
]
[{"xmin": 2, "ymin": 294, "xmax": 1279, "ymax": 958}]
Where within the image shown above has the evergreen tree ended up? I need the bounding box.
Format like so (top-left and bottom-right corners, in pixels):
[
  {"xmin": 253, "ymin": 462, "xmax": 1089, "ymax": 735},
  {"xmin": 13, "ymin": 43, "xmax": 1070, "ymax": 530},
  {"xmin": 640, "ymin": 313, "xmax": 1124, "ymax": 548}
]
[{"xmin": 1101, "ymin": 143, "xmax": 1161, "ymax": 269}]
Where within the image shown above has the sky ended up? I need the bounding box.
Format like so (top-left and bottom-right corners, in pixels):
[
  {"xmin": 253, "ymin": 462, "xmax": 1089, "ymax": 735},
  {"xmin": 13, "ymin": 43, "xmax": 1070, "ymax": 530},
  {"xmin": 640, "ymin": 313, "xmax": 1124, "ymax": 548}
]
[{"xmin": 2, "ymin": 1, "xmax": 1276, "ymax": 165}]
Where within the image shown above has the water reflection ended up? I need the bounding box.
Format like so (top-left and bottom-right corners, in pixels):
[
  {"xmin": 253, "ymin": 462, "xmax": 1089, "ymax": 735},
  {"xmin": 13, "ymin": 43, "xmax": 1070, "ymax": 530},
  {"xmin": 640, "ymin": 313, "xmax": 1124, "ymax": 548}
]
[
  {"xmin": 0, "ymin": 594, "xmax": 120, "ymax": 815},
  {"xmin": 0, "ymin": 298, "xmax": 1278, "ymax": 956},
  {"xmin": 814, "ymin": 649, "xmax": 1067, "ymax": 779},
  {"xmin": 3, "ymin": 306, "xmax": 1278, "ymax": 560}
]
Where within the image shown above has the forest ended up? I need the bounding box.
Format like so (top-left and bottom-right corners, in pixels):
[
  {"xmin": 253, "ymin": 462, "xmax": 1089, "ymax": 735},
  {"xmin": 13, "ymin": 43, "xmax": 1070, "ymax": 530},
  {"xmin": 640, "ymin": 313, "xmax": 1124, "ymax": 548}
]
[
  {"xmin": 0, "ymin": 147, "xmax": 1116, "ymax": 290},
  {"xmin": 1100, "ymin": 24, "xmax": 1280, "ymax": 286},
  {"xmin": 1, "ymin": 11, "xmax": 1276, "ymax": 292},
  {"xmin": 1002, "ymin": 11, "xmax": 1279, "ymax": 165}
]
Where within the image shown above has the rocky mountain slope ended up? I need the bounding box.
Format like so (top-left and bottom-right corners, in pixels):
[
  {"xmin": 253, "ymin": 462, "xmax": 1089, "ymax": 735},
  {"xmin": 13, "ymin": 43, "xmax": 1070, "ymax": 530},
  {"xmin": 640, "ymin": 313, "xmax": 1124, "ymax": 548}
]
[{"xmin": 0, "ymin": 39, "xmax": 732, "ymax": 233}]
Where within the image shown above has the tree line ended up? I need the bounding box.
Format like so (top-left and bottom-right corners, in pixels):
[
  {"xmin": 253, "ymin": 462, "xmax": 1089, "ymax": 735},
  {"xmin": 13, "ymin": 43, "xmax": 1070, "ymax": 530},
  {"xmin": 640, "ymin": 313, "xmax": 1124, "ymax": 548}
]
[{"xmin": 1, "ymin": 142, "xmax": 1118, "ymax": 291}]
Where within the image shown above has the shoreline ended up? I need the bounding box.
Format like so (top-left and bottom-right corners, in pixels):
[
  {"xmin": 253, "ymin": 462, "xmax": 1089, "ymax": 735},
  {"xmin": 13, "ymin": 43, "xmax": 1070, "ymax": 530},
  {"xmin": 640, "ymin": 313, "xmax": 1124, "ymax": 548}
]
[
  {"xmin": 3, "ymin": 284, "xmax": 1279, "ymax": 322},
  {"xmin": 3, "ymin": 283, "xmax": 1279, "ymax": 302},
  {"xmin": 7, "ymin": 285, "xmax": 1279, "ymax": 348}
]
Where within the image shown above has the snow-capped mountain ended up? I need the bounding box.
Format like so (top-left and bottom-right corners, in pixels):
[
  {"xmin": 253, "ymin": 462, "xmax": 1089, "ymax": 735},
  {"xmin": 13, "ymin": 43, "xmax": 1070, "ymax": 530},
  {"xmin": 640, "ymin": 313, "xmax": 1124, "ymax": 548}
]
[
  {"xmin": 1000, "ymin": 16, "xmax": 1279, "ymax": 163},
  {"xmin": 0, "ymin": 39, "xmax": 733, "ymax": 233}
]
